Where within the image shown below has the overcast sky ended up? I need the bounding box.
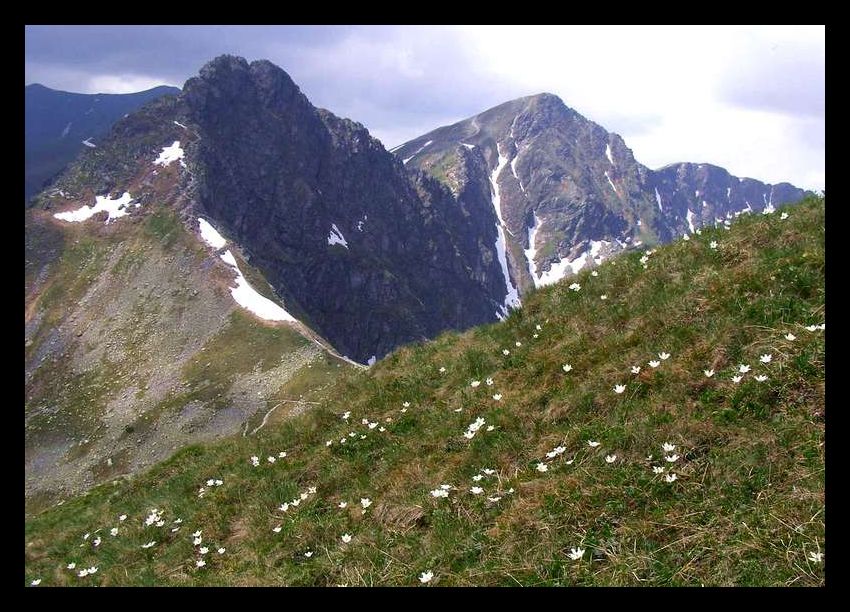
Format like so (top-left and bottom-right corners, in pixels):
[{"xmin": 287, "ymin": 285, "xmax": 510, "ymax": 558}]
[{"xmin": 25, "ymin": 25, "xmax": 825, "ymax": 191}]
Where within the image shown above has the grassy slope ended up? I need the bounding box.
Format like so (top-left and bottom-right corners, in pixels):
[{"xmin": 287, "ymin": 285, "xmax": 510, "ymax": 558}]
[{"xmin": 24, "ymin": 196, "xmax": 825, "ymax": 586}]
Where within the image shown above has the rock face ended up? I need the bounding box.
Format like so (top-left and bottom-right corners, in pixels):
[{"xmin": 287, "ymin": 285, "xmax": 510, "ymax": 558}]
[
  {"xmin": 396, "ymin": 93, "xmax": 812, "ymax": 294},
  {"xmin": 25, "ymin": 83, "xmax": 181, "ymax": 201},
  {"xmin": 182, "ymin": 56, "xmax": 504, "ymax": 362}
]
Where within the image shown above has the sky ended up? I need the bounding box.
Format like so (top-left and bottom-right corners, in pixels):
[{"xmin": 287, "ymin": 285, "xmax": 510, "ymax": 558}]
[{"xmin": 25, "ymin": 25, "xmax": 825, "ymax": 191}]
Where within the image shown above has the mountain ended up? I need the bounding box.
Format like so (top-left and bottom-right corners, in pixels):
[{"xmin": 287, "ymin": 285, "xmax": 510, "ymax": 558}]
[
  {"xmin": 24, "ymin": 195, "xmax": 825, "ymax": 586},
  {"xmin": 25, "ymin": 83, "xmax": 181, "ymax": 201},
  {"xmin": 394, "ymin": 93, "xmax": 811, "ymax": 300}
]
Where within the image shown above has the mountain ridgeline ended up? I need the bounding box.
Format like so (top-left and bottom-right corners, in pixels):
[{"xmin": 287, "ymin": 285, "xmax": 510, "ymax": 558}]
[
  {"xmin": 32, "ymin": 55, "xmax": 810, "ymax": 366},
  {"xmin": 25, "ymin": 83, "xmax": 181, "ymax": 201},
  {"xmin": 395, "ymin": 93, "xmax": 810, "ymax": 297}
]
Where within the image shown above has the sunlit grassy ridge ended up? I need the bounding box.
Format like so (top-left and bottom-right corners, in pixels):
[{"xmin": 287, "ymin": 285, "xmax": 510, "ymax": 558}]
[{"xmin": 24, "ymin": 196, "xmax": 825, "ymax": 586}]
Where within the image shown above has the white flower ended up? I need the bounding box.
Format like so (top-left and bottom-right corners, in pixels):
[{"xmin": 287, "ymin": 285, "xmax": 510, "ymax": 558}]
[
  {"xmin": 731, "ymin": 375, "xmax": 743, "ymax": 383},
  {"xmin": 588, "ymin": 440, "xmax": 600, "ymax": 447},
  {"xmin": 507, "ymin": 488, "xmax": 515, "ymax": 494},
  {"xmin": 267, "ymin": 456, "xmax": 276, "ymax": 463},
  {"xmin": 67, "ymin": 562, "xmax": 76, "ymax": 570},
  {"xmin": 206, "ymin": 478, "xmax": 215, "ymax": 486},
  {"xmin": 659, "ymin": 352, "xmax": 670, "ymax": 360},
  {"xmin": 665, "ymin": 454, "xmax": 679, "ymax": 463},
  {"xmin": 141, "ymin": 541, "xmax": 156, "ymax": 549},
  {"xmin": 739, "ymin": 364, "xmax": 751, "ymax": 373},
  {"xmin": 614, "ymin": 384, "xmax": 626, "ymax": 394},
  {"xmin": 419, "ymin": 570, "xmax": 434, "ymax": 584},
  {"xmin": 291, "ymin": 499, "xmax": 301, "ymax": 507},
  {"xmin": 653, "ymin": 466, "xmax": 665, "ymax": 474},
  {"xmin": 78, "ymin": 569, "xmax": 89, "ymax": 577},
  {"xmin": 565, "ymin": 459, "xmax": 574, "ymax": 465},
  {"xmin": 193, "ymin": 537, "xmax": 203, "ymax": 545},
  {"xmin": 250, "ymin": 456, "xmax": 260, "ymax": 466},
  {"xmin": 171, "ymin": 527, "xmax": 180, "ymax": 533},
  {"xmin": 562, "ymin": 364, "xmax": 573, "ymax": 372},
  {"xmin": 360, "ymin": 498, "xmax": 372, "ymax": 509},
  {"xmin": 472, "ymin": 474, "xmax": 483, "ymax": 481},
  {"xmin": 440, "ymin": 484, "xmax": 452, "ymax": 490},
  {"xmin": 488, "ymin": 497, "xmax": 502, "ymax": 503},
  {"xmin": 808, "ymin": 551, "xmax": 823, "ymax": 563},
  {"xmin": 502, "ymin": 349, "xmax": 510, "ymax": 356},
  {"xmin": 662, "ymin": 442, "xmax": 676, "ymax": 452},
  {"xmin": 546, "ymin": 446, "xmax": 566, "ymax": 458},
  {"xmin": 349, "ymin": 432, "xmax": 357, "ymax": 437},
  {"xmin": 277, "ymin": 452, "xmax": 286, "ymax": 459},
  {"xmin": 192, "ymin": 530, "xmax": 202, "ymax": 538},
  {"xmin": 338, "ymin": 501, "xmax": 348, "ymax": 508},
  {"xmin": 400, "ymin": 408, "xmax": 407, "ymax": 413},
  {"xmin": 439, "ymin": 366, "xmax": 446, "ymax": 373},
  {"xmin": 470, "ymin": 486, "xmax": 484, "ymax": 495},
  {"xmin": 379, "ymin": 426, "xmax": 386, "ymax": 432},
  {"xmin": 682, "ymin": 234, "xmax": 690, "ymax": 241},
  {"xmin": 196, "ymin": 559, "xmax": 206, "ymax": 568},
  {"xmin": 533, "ymin": 333, "xmax": 539, "ymax": 338},
  {"xmin": 640, "ymin": 255, "xmax": 649, "ymax": 265},
  {"xmin": 646, "ymin": 455, "xmax": 653, "ymax": 461},
  {"xmin": 649, "ymin": 360, "xmax": 660, "ymax": 368},
  {"xmin": 486, "ymin": 425, "xmax": 495, "ymax": 431},
  {"xmin": 326, "ymin": 440, "xmax": 333, "ymax": 446},
  {"xmin": 279, "ymin": 503, "xmax": 289, "ymax": 512},
  {"xmin": 304, "ymin": 551, "xmax": 313, "ymax": 558},
  {"xmin": 218, "ymin": 548, "xmax": 226, "ymax": 554},
  {"xmin": 780, "ymin": 212, "xmax": 789, "ymax": 220},
  {"xmin": 272, "ymin": 526, "xmax": 281, "ymax": 533},
  {"xmin": 569, "ymin": 283, "xmax": 581, "ymax": 292},
  {"xmin": 704, "ymin": 369, "xmax": 715, "ymax": 377},
  {"xmin": 471, "ymin": 380, "xmax": 481, "ymax": 387},
  {"xmin": 759, "ymin": 354, "xmax": 772, "ymax": 363},
  {"xmin": 200, "ymin": 546, "xmax": 209, "ymax": 555},
  {"xmin": 430, "ymin": 489, "xmax": 449, "ymax": 498},
  {"xmin": 493, "ymin": 393, "xmax": 502, "ymax": 401},
  {"xmin": 155, "ymin": 520, "xmax": 165, "ymax": 527},
  {"xmin": 92, "ymin": 537, "xmax": 101, "ymax": 546},
  {"xmin": 605, "ymin": 455, "xmax": 617, "ymax": 463},
  {"xmin": 361, "ymin": 418, "xmax": 369, "ymax": 425},
  {"xmin": 754, "ymin": 375, "xmax": 768, "ymax": 382},
  {"xmin": 368, "ymin": 422, "xmax": 377, "ymax": 429},
  {"xmin": 482, "ymin": 468, "xmax": 496, "ymax": 475},
  {"xmin": 631, "ymin": 366, "xmax": 641, "ymax": 374},
  {"xmin": 342, "ymin": 411, "xmax": 351, "ymax": 420},
  {"xmin": 119, "ymin": 514, "xmax": 127, "ymax": 522},
  {"xmin": 536, "ymin": 462, "xmax": 549, "ymax": 472},
  {"xmin": 710, "ymin": 241, "xmax": 718, "ymax": 249},
  {"xmin": 785, "ymin": 333, "xmax": 796, "ymax": 341},
  {"xmin": 463, "ymin": 431, "xmax": 475, "ymax": 439},
  {"xmin": 486, "ymin": 377, "xmax": 494, "ymax": 386},
  {"xmin": 665, "ymin": 473, "xmax": 678, "ymax": 483},
  {"xmin": 568, "ymin": 547, "xmax": 585, "ymax": 561},
  {"xmin": 341, "ymin": 534, "xmax": 352, "ymax": 543},
  {"xmin": 515, "ymin": 341, "xmax": 522, "ymax": 347},
  {"xmin": 536, "ymin": 324, "xmax": 543, "ymax": 330},
  {"xmin": 695, "ymin": 229, "xmax": 702, "ymax": 235},
  {"xmin": 110, "ymin": 527, "xmax": 118, "ymax": 537},
  {"xmin": 591, "ymin": 270, "xmax": 599, "ymax": 276}
]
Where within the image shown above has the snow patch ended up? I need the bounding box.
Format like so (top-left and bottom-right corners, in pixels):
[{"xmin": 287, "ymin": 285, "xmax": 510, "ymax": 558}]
[
  {"xmin": 53, "ymin": 192, "xmax": 133, "ymax": 223},
  {"xmin": 524, "ymin": 213, "xmax": 540, "ymax": 283},
  {"xmin": 219, "ymin": 250, "xmax": 296, "ymax": 322},
  {"xmin": 606, "ymin": 143, "xmax": 614, "ymax": 165},
  {"xmin": 82, "ymin": 139, "xmax": 96, "ymax": 148},
  {"xmin": 367, "ymin": 356, "xmax": 377, "ymax": 366},
  {"xmin": 198, "ymin": 218, "xmax": 227, "ymax": 250},
  {"xmin": 534, "ymin": 240, "xmax": 611, "ymax": 288},
  {"xmin": 655, "ymin": 188, "xmax": 663, "ymax": 211},
  {"xmin": 461, "ymin": 143, "xmax": 475, "ymax": 150},
  {"xmin": 686, "ymin": 209, "xmax": 697, "ymax": 234},
  {"xmin": 402, "ymin": 140, "xmax": 433, "ymax": 164},
  {"xmin": 489, "ymin": 143, "xmax": 521, "ymax": 314},
  {"xmin": 604, "ymin": 172, "xmax": 618, "ymax": 195},
  {"xmin": 154, "ymin": 141, "xmax": 184, "ymax": 167},
  {"xmin": 327, "ymin": 224, "xmax": 349, "ymax": 248},
  {"xmin": 173, "ymin": 120, "xmax": 188, "ymax": 130},
  {"xmin": 61, "ymin": 122, "xmax": 72, "ymax": 138},
  {"xmin": 726, "ymin": 187, "xmax": 731, "ymax": 199}
]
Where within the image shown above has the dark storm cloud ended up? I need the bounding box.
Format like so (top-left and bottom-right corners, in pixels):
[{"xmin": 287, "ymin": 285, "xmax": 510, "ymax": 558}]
[{"xmin": 24, "ymin": 25, "xmax": 524, "ymax": 148}]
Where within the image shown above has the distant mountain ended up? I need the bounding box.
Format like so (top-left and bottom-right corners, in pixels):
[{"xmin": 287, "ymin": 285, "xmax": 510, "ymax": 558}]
[
  {"xmin": 25, "ymin": 83, "xmax": 181, "ymax": 201},
  {"xmin": 395, "ymin": 93, "xmax": 811, "ymax": 300}
]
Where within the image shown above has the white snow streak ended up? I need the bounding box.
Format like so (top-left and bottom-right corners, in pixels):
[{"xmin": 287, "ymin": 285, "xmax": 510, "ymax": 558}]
[
  {"xmin": 219, "ymin": 250, "xmax": 296, "ymax": 322},
  {"xmin": 82, "ymin": 139, "xmax": 96, "ymax": 148},
  {"xmin": 605, "ymin": 172, "xmax": 618, "ymax": 195},
  {"xmin": 327, "ymin": 224, "xmax": 349, "ymax": 248},
  {"xmin": 726, "ymin": 187, "xmax": 731, "ymax": 199},
  {"xmin": 524, "ymin": 213, "xmax": 540, "ymax": 283},
  {"xmin": 510, "ymin": 152, "xmax": 525, "ymax": 193},
  {"xmin": 606, "ymin": 143, "xmax": 614, "ymax": 165},
  {"xmin": 198, "ymin": 218, "xmax": 227, "ymax": 250},
  {"xmin": 53, "ymin": 192, "xmax": 133, "ymax": 223},
  {"xmin": 173, "ymin": 120, "xmax": 188, "ymax": 130},
  {"xmin": 402, "ymin": 140, "xmax": 433, "ymax": 164},
  {"xmin": 686, "ymin": 209, "xmax": 697, "ymax": 234},
  {"xmin": 61, "ymin": 122, "xmax": 72, "ymax": 138},
  {"xmin": 461, "ymin": 143, "xmax": 475, "ymax": 150},
  {"xmin": 154, "ymin": 141, "xmax": 184, "ymax": 167},
  {"xmin": 489, "ymin": 143, "xmax": 520, "ymax": 314},
  {"xmin": 655, "ymin": 187, "xmax": 663, "ymax": 211}
]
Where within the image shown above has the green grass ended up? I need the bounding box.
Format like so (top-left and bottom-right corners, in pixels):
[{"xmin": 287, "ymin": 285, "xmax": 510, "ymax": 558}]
[{"xmin": 24, "ymin": 196, "xmax": 825, "ymax": 586}]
